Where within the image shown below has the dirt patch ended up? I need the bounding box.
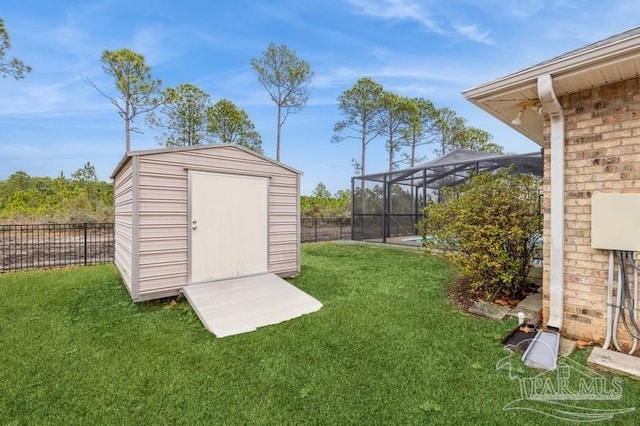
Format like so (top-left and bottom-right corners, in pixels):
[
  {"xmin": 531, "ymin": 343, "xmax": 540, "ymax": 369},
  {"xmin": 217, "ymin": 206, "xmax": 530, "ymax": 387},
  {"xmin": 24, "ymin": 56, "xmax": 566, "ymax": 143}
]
[
  {"xmin": 447, "ymin": 274, "xmax": 542, "ymax": 313},
  {"xmin": 447, "ymin": 277, "xmax": 480, "ymax": 313}
]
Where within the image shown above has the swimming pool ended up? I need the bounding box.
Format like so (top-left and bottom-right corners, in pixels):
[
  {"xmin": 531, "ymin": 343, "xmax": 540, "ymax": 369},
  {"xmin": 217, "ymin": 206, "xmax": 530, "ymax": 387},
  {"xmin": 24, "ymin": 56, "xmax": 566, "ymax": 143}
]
[{"xmin": 401, "ymin": 235, "xmax": 435, "ymax": 243}]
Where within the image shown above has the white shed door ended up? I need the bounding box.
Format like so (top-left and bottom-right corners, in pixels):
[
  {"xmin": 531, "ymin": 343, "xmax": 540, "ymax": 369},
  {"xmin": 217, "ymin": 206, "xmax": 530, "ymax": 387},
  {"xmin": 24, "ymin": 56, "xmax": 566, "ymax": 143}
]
[{"xmin": 190, "ymin": 171, "xmax": 269, "ymax": 283}]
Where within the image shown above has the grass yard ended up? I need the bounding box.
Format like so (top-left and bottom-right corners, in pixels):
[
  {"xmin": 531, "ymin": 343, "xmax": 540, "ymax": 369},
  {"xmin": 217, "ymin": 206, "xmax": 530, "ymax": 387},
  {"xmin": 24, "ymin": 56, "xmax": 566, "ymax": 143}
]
[{"xmin": 1, "ymin": 242, "xmax": 638, "ymax": 425}]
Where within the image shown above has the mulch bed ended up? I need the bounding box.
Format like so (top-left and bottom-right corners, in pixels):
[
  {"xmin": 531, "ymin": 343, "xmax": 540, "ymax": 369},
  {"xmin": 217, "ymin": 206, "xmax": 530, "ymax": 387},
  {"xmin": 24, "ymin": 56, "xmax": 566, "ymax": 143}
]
[
  {"xmin": 446, "ymin": 277, "xmax": 480, "ymax": 313},
  {"xmin": 447, "ymin": 274, "xmax": 542, "ymax": 313}
]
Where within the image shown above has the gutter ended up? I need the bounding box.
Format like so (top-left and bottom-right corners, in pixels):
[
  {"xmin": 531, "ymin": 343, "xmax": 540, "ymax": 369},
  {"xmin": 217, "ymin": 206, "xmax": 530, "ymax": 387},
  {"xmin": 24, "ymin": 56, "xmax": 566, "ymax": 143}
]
[
  {"xmin": 537, "ymin": 74, "xmax": 564, "ymax": 331},
  {"xmin": 463, "ymin": 29, "xmax": 640, "ymax": 101}
]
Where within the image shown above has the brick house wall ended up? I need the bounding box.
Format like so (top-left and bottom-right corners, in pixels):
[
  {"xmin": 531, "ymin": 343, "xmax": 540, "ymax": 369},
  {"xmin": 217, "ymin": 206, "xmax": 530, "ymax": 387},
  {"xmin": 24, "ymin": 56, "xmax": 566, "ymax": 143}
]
[{"xmin": 542, "ymin": 77, "xmax": 640, "ymax": 351}]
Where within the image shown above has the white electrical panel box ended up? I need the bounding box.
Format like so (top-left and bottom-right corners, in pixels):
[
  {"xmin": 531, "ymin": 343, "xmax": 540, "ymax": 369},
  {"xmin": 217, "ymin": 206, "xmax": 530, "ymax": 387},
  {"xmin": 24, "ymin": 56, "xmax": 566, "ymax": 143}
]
[{"xmin": 591, "ymin": 193, "xmax": 640, "ymax": 251}]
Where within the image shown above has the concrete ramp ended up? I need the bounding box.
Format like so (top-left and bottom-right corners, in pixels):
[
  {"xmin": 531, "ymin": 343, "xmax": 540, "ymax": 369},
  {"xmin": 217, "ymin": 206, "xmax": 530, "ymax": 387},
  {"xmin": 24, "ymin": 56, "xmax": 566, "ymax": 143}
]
[{"xmin": 182, "ymin": 273, "xmax": 322, "ymax": 337}]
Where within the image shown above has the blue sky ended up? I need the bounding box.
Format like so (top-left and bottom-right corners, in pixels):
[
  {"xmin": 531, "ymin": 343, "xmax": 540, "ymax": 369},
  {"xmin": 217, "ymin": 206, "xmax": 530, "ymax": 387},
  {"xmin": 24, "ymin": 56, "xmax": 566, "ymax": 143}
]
[{"xmin": 1, "ymin": 1, "xmax": 639, "ymax": 195}]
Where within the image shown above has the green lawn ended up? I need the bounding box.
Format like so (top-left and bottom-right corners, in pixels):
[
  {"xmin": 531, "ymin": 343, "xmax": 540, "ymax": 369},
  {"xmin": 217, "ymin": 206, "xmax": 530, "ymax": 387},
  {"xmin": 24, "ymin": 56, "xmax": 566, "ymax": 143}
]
[{"xmin": 1, "ymin": 242, "xmax": 638, "ymax": 425}]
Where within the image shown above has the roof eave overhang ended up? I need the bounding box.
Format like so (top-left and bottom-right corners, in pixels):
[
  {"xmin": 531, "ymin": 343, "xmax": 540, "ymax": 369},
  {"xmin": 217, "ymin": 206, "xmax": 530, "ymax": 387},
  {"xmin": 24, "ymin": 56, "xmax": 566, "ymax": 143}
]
[{"xmin": 463, "ymin": 32, "xmax": 640, "ymax": 145}]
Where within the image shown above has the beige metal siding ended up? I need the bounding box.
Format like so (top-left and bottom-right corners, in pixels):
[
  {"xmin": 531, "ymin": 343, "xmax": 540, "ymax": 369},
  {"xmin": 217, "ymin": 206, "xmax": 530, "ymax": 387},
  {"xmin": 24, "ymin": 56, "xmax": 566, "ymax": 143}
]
[
  {"xmin": 269, "ymin": 174, "xmax": 299, "ymax": 275},
  {"xmin": 269, "ymin": 177, "xmax": 299, "ymax": 276},
  {"xmin": 134, "ymin": 145, "xmax": 300, "ymax": 297},
  {"xmin": 137, "ymin": 161, "xmax": 188, "ymax": 294},
  {"xmin": 113, "ymin": 158, "xmax": 134, "ymax": 293}
]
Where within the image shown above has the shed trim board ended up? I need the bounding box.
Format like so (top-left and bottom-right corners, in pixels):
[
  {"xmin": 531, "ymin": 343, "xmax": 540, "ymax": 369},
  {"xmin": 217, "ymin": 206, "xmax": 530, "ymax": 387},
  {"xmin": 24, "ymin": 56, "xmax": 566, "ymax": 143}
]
[
  {"xmin": 111, "ymin": 143, "xmax": 302, "ymax": 180},
  {"xmin": 188, "ymin": 170, "xmax": 270, "ymax": 284},
  {"xmin": 131, "ymin": 155, "xmax": 140, "ymax": 300},
  {"xmin": 296, "ymin": 171, "xmax": 301, "ymax": 275},
  {"xmin": 182, "ymin": 273, "xmax": 323, "ymax": 338},
  {"xmin": 182, "ymin": 166, "xmax": 277, "ymax": 179}
]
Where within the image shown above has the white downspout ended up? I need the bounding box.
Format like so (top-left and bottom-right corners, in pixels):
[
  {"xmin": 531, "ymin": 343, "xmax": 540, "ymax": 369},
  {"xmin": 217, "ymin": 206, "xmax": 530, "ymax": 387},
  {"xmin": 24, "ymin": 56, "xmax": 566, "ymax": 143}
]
[{"xmin": 538, "ymin": 74, "xmax": 564, "ymax": 331}]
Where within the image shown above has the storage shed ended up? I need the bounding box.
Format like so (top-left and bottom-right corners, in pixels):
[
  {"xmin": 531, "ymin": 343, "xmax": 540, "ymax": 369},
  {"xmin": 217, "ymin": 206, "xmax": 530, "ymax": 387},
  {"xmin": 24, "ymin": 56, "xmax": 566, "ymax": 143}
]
[{"xmin": 110, "ymin": 144, "xmax": 302, "ymax": 302}]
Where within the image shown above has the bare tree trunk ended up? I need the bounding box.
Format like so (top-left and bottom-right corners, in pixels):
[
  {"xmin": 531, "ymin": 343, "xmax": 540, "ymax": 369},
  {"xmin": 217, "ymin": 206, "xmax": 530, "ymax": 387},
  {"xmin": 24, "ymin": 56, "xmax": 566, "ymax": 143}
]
[
  {"xmin": 276, "ymin": 104, "xmax": 282, "ymax": 161},
  {"xmin": 411, "ymin": 134, "xmax": 416, "ymax": 167},
  {"xmin": 360, "ymin": 130, "xmax": 366, "ymax": 215},
  {"xmin": 388, "ymin": 137, "xmax": 394, "ymax": 172},
  {"xmin": 361, "ymin": 136, "xmax": 366, "ymax": 178},
  {"xmin": 125, "ymin": 114, "xmax": 131, "ymax": 152}
]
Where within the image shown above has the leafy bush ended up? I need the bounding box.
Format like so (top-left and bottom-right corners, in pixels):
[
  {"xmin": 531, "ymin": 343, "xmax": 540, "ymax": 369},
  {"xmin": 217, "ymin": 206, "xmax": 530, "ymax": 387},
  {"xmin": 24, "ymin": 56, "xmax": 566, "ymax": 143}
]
[
  {"xmin": 301, "ymin": 183, "xmax": 350, "ymax": 219},
  {"xmin": 0, "ymin": 167, "xmax": 114, "ymax": 224},
  {"xmin": 418, "ymin": 169, "xmax": 542, "ymax": 300}
]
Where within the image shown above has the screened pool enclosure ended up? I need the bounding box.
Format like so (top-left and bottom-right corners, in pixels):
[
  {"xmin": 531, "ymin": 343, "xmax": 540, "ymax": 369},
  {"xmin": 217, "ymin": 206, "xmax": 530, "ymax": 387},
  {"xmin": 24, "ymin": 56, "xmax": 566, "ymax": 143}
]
[{"xmin": 351, "ymin": 149, "xmax": 543, "ymax": 243}]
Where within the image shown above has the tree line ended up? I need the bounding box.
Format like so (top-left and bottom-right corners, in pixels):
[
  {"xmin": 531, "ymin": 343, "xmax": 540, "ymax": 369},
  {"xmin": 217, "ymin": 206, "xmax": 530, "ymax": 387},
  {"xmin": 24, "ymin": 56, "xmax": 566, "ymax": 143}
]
[
  {"xmin": 0, "ymin": 171, "xmax": 351, "ymax": 223},
  {"xmin": 301, "ymin": 183, "xmax": 350, "ymax": 219},
  {"xmin": 0, "ymin": 164, "xmax": 113, "ymax": 224},
  {"xmin": 86, "ymin": 50, "xmax": 263, "ymax": 153},
  {"xmin": 83, "ymin": 43, "xmax": 312, "ymax": 159},
  {"xmin": 332, "ymin": 77, "xmax": 503, "ymax": 176},
  {"xmin": 4, "ymin": 16, "xmax": 314, "ymax": 159}
]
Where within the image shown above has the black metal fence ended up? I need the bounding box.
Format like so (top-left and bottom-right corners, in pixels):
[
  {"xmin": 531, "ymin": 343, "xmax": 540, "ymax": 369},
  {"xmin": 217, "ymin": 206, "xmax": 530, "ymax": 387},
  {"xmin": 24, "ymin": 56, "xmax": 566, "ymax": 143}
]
[
  {"xmin": 1, "ymin": 223, "xmax": 114, "ymax": 272},
  {"xmin": 301, "ymin": 217, "xmax": 351, "ymax": 243},
  {"xmin": 1, "ymin": 218, "xmax": 351, "ymax": 272}
]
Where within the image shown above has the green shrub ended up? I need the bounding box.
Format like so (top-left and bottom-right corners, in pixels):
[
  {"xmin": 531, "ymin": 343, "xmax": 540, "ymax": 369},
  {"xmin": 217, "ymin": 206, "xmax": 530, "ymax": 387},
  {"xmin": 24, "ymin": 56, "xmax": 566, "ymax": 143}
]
[
  {"xmin": 418, "ymin": 169, "xmax": 542, "ymax": 300},
  {"xmin": 0, "ymin": 169, "xmax": 114, "ymax": 224},
  {"xmin": 301, "ymin": 184, "xmax": 350, "ymax": 219}
]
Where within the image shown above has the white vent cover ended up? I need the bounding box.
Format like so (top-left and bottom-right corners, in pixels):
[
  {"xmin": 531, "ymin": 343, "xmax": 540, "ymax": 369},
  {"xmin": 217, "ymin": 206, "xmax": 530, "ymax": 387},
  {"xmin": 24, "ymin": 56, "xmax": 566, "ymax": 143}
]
[{"xmin": 591, "ymin": 193, "xmax": 640, "ymax": 251}]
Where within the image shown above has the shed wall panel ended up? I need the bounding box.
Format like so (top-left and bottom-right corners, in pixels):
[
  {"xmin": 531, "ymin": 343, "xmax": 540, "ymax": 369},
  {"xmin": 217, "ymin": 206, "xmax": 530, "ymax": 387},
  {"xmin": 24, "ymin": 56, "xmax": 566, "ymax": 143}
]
[
  {"xmin": 113, "ymin": 159, "xmax": 134, "ymax": 292},
  {"xmin": 138, "ymin": 249, "xmax": 188, "ymax": 266},
  {"xmin": 114, "ymin": 189, "xmax": 132, "ymax": 205},
  {"xmin": 270, "ymin": 231, "xmax": 298, "ymax": 243},
  {"xmin": 138, "ymin": 273, "xmax": 188, "ymax": 293},
  {"xmin": 270, "ymin": 223, "xmax": 298, "ymax": 234},
  {"xmin": 138, "ymin": 226, "xmax": 186, "ymax": 239}
]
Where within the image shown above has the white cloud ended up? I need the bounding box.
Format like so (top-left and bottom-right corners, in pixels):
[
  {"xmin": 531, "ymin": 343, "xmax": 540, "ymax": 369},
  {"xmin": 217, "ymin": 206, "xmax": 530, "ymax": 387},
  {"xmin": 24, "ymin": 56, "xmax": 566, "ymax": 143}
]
[
  {"xmin": 502, "ymin": 0, "xmax": 545, "ymax": 19},
  {"xmin": 131, "ymin": 25, "xmax": 176, "ymax": 66},
  {"xmin": 312, "ymin": 62, "xmax": 476, "ymax": 90},
  {"xmin": 454, "ymin": 24, "xmax": 494, "ymax": 45},
  {"xmin": 346, "ymin": 0, "xmax": 495, "ymax": 45},
  {"xmin": 346, "ymin": 0, "xmax": 445, "ymax": 34},
  {"xmin": 0, "ymin": 75, "xmax": 113, "ymax": 118}
]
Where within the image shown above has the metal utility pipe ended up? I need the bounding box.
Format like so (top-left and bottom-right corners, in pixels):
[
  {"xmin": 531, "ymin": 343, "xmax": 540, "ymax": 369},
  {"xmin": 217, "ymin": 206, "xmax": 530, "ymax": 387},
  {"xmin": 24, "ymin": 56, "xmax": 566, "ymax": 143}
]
[
  {"xmin": 612, "ymin": 251, "xmax": 624, "ymax": 351},
  {"xmin": 603, "ymin": 250, "xmax": 614, "ymax": 349},
  {"xmin": 629, "ymin": 251, "xmax": 638, "ymax": 354}
]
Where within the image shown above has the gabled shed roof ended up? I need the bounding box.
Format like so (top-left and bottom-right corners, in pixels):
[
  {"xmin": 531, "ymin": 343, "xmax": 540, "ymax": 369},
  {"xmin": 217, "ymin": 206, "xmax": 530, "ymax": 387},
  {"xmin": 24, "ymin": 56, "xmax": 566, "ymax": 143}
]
[
  {"xmin": 463, "ymin": 27, "xmax": 640, "ymax": 144},
  {"xmin": 110, "ymin": 143, "xmax": 302, "ymax": 179}
]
